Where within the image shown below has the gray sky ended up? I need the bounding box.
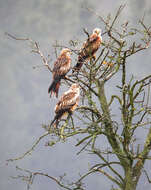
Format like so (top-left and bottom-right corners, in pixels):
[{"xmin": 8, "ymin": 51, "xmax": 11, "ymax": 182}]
[{"xmin": 0, "ymin": 0, "xmax": 151, "ymax": 189}]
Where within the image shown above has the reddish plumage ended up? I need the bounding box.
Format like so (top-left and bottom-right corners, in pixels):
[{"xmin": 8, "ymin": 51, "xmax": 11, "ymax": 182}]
[
  {"xmin": 73, "ymin": 28, "xmax": 102, "ymax": 72},
  {"xmin": 50, "ymin": 83, "xmax": 80, "ymax": 127},
  {"xmin": 48, "ymin": 79, "xmax": 60, "ymax": 98},
  {"xmin": 48, "ymin": 48, "xmax": 71, "ymax": 98}
]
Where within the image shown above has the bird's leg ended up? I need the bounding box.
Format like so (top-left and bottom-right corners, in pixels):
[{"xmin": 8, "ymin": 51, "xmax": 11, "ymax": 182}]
[{"xmin": 60, "ymin": 113, "xmax": 71, "ymax": 139}]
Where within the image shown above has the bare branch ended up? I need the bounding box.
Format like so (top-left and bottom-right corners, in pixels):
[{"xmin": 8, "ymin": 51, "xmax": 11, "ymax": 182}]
[
  {"xmin": 7, "ymin": 132, "xmax": 49, "ymax": 162},
  {"xmin": 13, "ymin": 166, "xmax": 72, "ymax": 190},
  {"xmin": 5, "ymin": 32, "xmax": 52, "ymax": 72},
  {"xmin": 92, "ymin": 149, "xmax": 124, "ymax": 183},
  {"xmin": 96, "ymin": 168, "xmax": 123, "ymax": 188},
  {"xmin": 144, "ymin": 169, "xmax": 151, "ymax": 183},
  {"xmin": 83, "ymin": 28, "xmax": 90, "ymax": 38}
]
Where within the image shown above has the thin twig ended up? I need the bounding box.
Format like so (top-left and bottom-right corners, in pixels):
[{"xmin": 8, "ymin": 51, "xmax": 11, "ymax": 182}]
[
  {"xmin": 5, "ymin": 32, "xmax": 52, "ymax": 72},
  {"xmin": 7, "ymin": 132, "xmax": 49, "ymax": 162}
]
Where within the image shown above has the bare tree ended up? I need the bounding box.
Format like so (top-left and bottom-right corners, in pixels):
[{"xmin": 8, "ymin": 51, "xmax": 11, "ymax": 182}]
[{"xmin": 6, "ymin": 5, "xmax": 151, "ymax": 190}]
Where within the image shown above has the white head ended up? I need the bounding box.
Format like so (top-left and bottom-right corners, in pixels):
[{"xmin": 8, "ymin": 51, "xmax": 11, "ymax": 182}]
[
  {"xmin": 70, "ymin": 83, "xmax": 80, "ymax": 94},
  {"xmin": 61, "ymin": 48, "xmax": 72, "ymax": 56},
  {"xmin": 93, "ymin": 28, "xmax": 101, "ymax": 35}
]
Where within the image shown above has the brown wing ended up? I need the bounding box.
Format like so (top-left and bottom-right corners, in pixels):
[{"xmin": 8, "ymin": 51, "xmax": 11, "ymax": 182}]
[
  {"xmin": 79, "ymin": 33, "xmax": 101, "ymax": 59},
  {"xmin": 53, "ymin": 55, "xmax": 71, "ymax": 79},
  {"xmin": 73, "ymin": 33, "xmax": 101, "ymax": 72},
  {"xmin": 55, "ymin": 91, "xmax": 78, "ymax": 114}
]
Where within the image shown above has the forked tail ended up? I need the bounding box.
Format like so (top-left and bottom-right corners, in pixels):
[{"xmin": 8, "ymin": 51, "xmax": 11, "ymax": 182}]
[{"xmin": 48, "ymin": 79, "xmax": 60, "ymax": 98}]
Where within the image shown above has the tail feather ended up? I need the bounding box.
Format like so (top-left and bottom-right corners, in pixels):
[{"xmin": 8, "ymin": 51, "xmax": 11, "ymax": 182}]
[
  {"xmin": 72, "ymin": 60, "xmax": 83, "ymax": 73},
  {"xmin": 54, "ymin": 81, "xmax": 60, "ymax": 98},
  {"xmin": 50, "ymin": 111, "xmax": 72, "ymax": 128},
  {"xmin": 50, "ymin": 117, "xmax": 59, "ymax": 128},
  {"xmin": 72, "ymin": 54, "xmax": 89, "ymax": 73},
  {"xmin": 48, "ymin": 79, "xmax": 60, "ymax": 98},
  {"xmin": 50, "ymin": 112, "xmax": 63, "ymax": 128}
]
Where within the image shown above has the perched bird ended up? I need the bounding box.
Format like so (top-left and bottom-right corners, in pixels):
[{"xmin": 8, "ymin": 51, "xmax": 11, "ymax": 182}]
[
  {"xmin": 48, "ymin": 48, "xmax": 71, "ymax": 98},
  {"xmin": 50, "ymin": 83, "xmax": 80, "ymax": 127},
  {"xmin": 73, "ymin": 28, "xmax": 102, "ymax": 72}
]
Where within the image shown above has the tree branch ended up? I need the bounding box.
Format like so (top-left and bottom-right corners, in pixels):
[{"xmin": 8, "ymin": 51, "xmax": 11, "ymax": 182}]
[{"xmin": 7, "ymin": 132, "xmax": 49, "ymax": 162}]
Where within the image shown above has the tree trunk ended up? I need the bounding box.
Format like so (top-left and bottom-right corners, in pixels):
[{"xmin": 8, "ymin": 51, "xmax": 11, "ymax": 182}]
[{"xmin": 124, "ymin": 167, "xmax": 137, "ymax": 190}]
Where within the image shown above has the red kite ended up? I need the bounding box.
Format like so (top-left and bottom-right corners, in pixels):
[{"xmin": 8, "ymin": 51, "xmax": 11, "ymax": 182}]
[
  {"xmin": 48, "ymin": 48, "xmax": 71, "ymax": 98},
  {"xmin": 73, "ymin": 28, "xmax": 102, "ymax": 72},
  {"xmin": 50, "ymin": 83, "xmax": 80, "ymax": 127}
]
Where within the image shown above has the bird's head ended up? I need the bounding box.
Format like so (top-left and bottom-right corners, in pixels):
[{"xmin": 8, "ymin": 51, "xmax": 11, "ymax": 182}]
[
  {"xmin": 93, "ymin": 28, "xmax": 101, "ymax": 35},
  {"xmin": 61, "ymin": 48, "xmax": 72, "ymax": 56},
  {"xmin": 70, "ymin": 83, "xmax": 80, "ymax": 93}
]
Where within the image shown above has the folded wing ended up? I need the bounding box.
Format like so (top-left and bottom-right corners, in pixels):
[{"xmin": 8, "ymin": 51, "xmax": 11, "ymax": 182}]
[
  {"xmin": 73, "ymin": 28, "xmax": 102, "ymax": 72},
  {"xmin": 48, "ymin": 49, "xmax": 71, "ymax": 98}
]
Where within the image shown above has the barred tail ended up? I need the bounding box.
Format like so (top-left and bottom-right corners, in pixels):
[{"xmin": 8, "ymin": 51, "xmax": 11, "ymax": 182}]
[{"xmin": 48, "ymin": 79, "xmax": 60, "ymax": 98}]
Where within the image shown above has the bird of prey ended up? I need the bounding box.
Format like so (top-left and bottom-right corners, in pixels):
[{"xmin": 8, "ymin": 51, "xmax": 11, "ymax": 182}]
[
  {"xmin": 48, "ymin": 48, "xmax": 71, "ymax": 98},
  {"xmin": 73, "ymin": 28, "xmax": 102, "ymax": 72},
  {"xmin": 50, "ymin": 83, "xmax": 80, "ymax": 127}
]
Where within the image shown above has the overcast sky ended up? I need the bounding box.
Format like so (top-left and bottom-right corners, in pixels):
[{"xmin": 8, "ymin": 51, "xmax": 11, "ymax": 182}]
[{"xmin": 0, "ymin": 0, "xmax": 151, "ymax": 190}]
